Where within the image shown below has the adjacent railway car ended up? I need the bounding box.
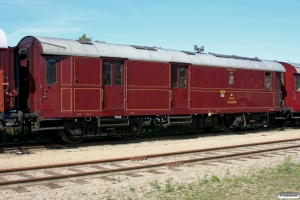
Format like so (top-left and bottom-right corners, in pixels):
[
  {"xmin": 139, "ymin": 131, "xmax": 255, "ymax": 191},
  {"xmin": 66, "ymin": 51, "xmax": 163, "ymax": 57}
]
[
  {"xmin": 277, "ymin": 62, "xmax": 300, "ymax": 125},
  {"xmin": 0, "ymin": 36, "xmax": 283, "ymax": 143},
  {"xmin": 0, "ymin": 29, "xmax": 8, "ymax": 123},
  {"xmin": 0, "ymin": 29, "xmax": 17, "ymax": 126}
]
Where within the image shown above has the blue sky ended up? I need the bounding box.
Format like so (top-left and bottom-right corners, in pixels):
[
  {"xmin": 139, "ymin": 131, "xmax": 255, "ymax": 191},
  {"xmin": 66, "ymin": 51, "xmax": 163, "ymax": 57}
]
[{"xmin": 1, "ymin": 0, "xmax": 300, "ymax": 62}]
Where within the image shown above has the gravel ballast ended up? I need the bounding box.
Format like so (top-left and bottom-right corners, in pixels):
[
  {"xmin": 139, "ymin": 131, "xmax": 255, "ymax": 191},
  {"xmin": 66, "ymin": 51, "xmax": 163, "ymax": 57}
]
[{"xmin": 0, "ymin": 129, "xmax": 299, "ymax": 199}]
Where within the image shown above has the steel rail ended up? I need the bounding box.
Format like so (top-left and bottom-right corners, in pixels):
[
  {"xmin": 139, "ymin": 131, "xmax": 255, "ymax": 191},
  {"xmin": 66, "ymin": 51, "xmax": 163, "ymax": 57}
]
[
  {"xmin": 0, "ymin": 137, "xmax": 300, "ymax": 174},
  {"xmin": 2, "ymin": 146, "xmax": 46, "ymax": 151},
  {"xmin": 0, "ymin": 143, "xmax": 299, "ymax": 186}
]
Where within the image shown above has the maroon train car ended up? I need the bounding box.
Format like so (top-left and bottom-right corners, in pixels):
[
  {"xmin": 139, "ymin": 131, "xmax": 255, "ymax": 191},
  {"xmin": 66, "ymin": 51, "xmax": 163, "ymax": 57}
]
[
  {"xmin": 0, "ymin": 29, "xmax": 8, "ymax": 119},
  {"xmin": 0, "ymin": 29, "xmax": 18, "ymax": 123},
  {"xmin": 1, "ymin": 36, "xmax": 286, "ymax": 143},
  {"xmin": 277, "ymin": 62, "xmax": 300, "ymax": 125}
]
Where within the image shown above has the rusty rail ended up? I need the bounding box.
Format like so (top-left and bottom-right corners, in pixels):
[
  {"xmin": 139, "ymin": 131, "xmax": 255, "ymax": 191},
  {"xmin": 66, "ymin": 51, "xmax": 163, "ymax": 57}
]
[
  {"xmin": 0, "ymin": 137, "xmax": 299, "ymax": 186},
  {"xmin": 1, "ymin": 137, "xmax": 300, "ymax": 173},
  {"xmin": 0, "ymin": 143, "xmax": 300, "ymax": 186}
]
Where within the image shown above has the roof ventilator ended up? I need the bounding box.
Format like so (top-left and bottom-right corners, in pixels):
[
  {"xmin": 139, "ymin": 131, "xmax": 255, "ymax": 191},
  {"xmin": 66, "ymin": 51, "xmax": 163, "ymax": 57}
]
[
  {"xmin": 130, "ymin": 45, "xmax": 157, "ymax": 51},
  {"xmin": 182, "ymin": 51, "xmax": 196, "ymax": 55},
  {"xmin": 210, "ymin": 53, "xmax": 261, "ymax": 61},
  {"xmin": 194, "ymin": 45, "xmax": 204, "ymax": 53},
  {"xmin": 77, "ymin": 40, "xmax": 93, "ymax": 45}
]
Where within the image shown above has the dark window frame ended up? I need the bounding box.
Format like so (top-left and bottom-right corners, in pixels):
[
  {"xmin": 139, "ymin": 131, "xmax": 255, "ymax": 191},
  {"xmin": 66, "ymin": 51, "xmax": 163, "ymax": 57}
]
[
  {"xmin": 114, "ymin": 62, "xmax": 123, "ymax": 86},
  {"xmin": 265, "ymin": 72, "xmax": 271, "ymax": 90},
  {"xmin": 102, "ymin": 60, "xmax": 123, "ymax": 86},
  {"xmin": 172, "ymin": 65, "xmax": 187, "ymax": 88},
  {"xmin": 103, "ymin": 61, "xmax": 112, "ymax": 86},
  {"xmin": 180, "ymin": 67, "xmax": 186, "ymax": 88},
  {"xmin": 295, "ymin": 74, "xmax": 300, "ymax": 91},
  {"xmin": 171, "ymin": 66, "xmax": 178, "ymax": 88},
  {"xmin": 46, "ymin": 58, "xmax": 57, "ymax": 85}
]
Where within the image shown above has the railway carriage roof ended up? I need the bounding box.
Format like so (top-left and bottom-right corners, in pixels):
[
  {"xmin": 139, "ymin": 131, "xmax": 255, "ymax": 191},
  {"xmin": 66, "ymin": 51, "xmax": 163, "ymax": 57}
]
[
  {"xmin": 288, "ymin": 63, "xmax": 300, "ymax": 73},
  {"xmin": 23, "ymin": 36, "xmax": 285, "ymax": 72},
  {"xmin": 0, "ymin": 29, "xmax": 8, "ymax": 49}
]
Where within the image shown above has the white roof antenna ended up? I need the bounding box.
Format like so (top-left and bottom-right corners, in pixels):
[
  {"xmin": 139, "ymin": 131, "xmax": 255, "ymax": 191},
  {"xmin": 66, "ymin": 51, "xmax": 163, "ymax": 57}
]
[{"xmin": 194, "ymin": 45, "xmax": 204, "ymax": 53}]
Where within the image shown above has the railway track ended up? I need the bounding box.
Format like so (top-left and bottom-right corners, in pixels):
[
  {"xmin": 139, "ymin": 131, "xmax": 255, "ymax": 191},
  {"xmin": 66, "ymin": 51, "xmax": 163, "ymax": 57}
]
[{"xmin": 0, "ymin": 137, "xmax": 300, "ymax": 189}]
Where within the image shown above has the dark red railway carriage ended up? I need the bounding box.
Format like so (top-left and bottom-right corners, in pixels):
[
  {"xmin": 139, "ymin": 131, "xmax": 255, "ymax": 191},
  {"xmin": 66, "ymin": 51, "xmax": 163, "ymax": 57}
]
[
  {"xmin": 0, "ymin": 29, "xmax": 8, "ymax": 115},
  {"xmin": 0, "ymin": 29, "xmax": 15, "ymax": 121},
  {"xmin": 0, "ymin": 35, "xmax": 286, "ymax": 143},
  {"xmin": 277, "ymin": 62, "xmax": 300, "ymax": 124}
]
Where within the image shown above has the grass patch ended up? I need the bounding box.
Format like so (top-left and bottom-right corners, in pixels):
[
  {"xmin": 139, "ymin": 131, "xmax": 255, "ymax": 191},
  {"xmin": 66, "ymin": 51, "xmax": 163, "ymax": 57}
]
[
  {"xmin": 150, "ymin": 180, "xmax": 161, "ymax": 189},
  {"xmin": 125, "ymin": 155, "xmax": 300, "ymax": 199}
]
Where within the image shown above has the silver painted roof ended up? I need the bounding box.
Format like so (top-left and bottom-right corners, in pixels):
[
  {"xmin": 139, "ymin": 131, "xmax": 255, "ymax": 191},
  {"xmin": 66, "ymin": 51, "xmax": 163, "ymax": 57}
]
[
  {"xmin": 288, "ymin": 63, "xmax": 300, "ymax": 73},
  {"xmin": 26, "ymin": 36, "xmax": 285, "ymax": 72},
  {"xmin": 0, "ymin": 29, "xmax": 8, "ymax": 49}
]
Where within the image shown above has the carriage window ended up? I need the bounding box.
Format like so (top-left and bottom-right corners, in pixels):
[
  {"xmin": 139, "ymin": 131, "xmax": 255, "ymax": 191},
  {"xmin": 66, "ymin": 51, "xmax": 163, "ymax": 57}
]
[
  {"xmin": 296, "ymin": 75, "xmax": 300, "ymax": 91},
  {"xmin": 103, "ymin": 62, "xmax": 111, "ymax": 85},
  {"xmin": 171, "ymin": 67, "xmax": 177, "ymax": 88},
  {"xmin": 265, "ymin": 72, "xmax": 271, "ymax": 90},
  {"xmin": 46, "ymin": 58, "xmax": 57, "ymax": 85},
  {"xmin": 114, "ymin": 63, "xmax": 122, "ymax": 86},
  {"xmin": 180, "ymin": 67, "xmax": 186, "ymax": 88}
]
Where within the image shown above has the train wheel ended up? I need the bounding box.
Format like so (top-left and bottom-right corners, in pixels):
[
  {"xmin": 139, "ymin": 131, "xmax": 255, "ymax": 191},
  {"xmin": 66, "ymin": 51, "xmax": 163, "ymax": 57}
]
[
  {"xmin": 221, "ymin": 119, "xmax": 235, "ymax": 133},
  {"xmin": 119, "ymin": 134, "xmax": 137, "ymax": 140},
  {"xmin": 60, "ymin": 129, "xmax": 84, "ymax": 144}
]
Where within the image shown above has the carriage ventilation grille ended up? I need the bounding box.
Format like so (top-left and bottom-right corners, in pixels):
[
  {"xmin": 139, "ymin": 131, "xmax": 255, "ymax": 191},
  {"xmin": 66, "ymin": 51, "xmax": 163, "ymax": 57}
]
[
  {"xmin": 210, "ymin": 53, "xmax": 261, "ymax": 62},
  {"xmin": 167, "ymin": 115, "xmax": 192, "ymax": 126},
  {"xmin": 76, "ymin": 40, "xmax": 93, "ymax": 45},
  {"xmin": 130, "ymin": 45, "xmax": 157, "ymax": 51},
  {"xmin": 181, "ymin": 51, "xmax": 196, "ymax": 55}
]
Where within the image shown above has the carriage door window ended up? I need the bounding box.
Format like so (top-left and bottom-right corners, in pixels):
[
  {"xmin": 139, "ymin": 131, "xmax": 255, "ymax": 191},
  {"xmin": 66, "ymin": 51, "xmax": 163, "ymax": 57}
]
[
  {"xmin": 296, "ymin": 75, "xmax": 300, "ymax": 91},
  {"xmin": 172, "ymin": 66, "xmax": 186, "ymax": 88},
  {"xmin": 171, "ymin": 67, "xmax": 178, "ymax": 87},
  {"xmin": 114, "ymin": 62, "xmax": 122, "ymax": 86},
  {"xmin": 265, "ymin": 72, "xmax": 271, "ymax": 90},
  {"xmin": 42, "ymin": 58, "xmax": 59, "ymax": 112},
  {"xmin": 180, "ymin": 67, "xmax": 186, "ymax": 88},
  {"xmin": 103, "ymin": 61, "xmax": 111, "ymax": 85},
  {"xmin": 102, "ymin": 61, "xmax": 123, "ymax": 86},
  {"xmin": 46, "ymin": 58, "xmax": 57, "ymax": 85}
]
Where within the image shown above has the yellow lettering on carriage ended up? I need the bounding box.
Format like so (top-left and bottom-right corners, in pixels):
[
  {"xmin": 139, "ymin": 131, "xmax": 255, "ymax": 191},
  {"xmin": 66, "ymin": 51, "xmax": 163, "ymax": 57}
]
[{"xmin": 227, "ymin": 96, "xmax": 237, "ymax": 104}]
